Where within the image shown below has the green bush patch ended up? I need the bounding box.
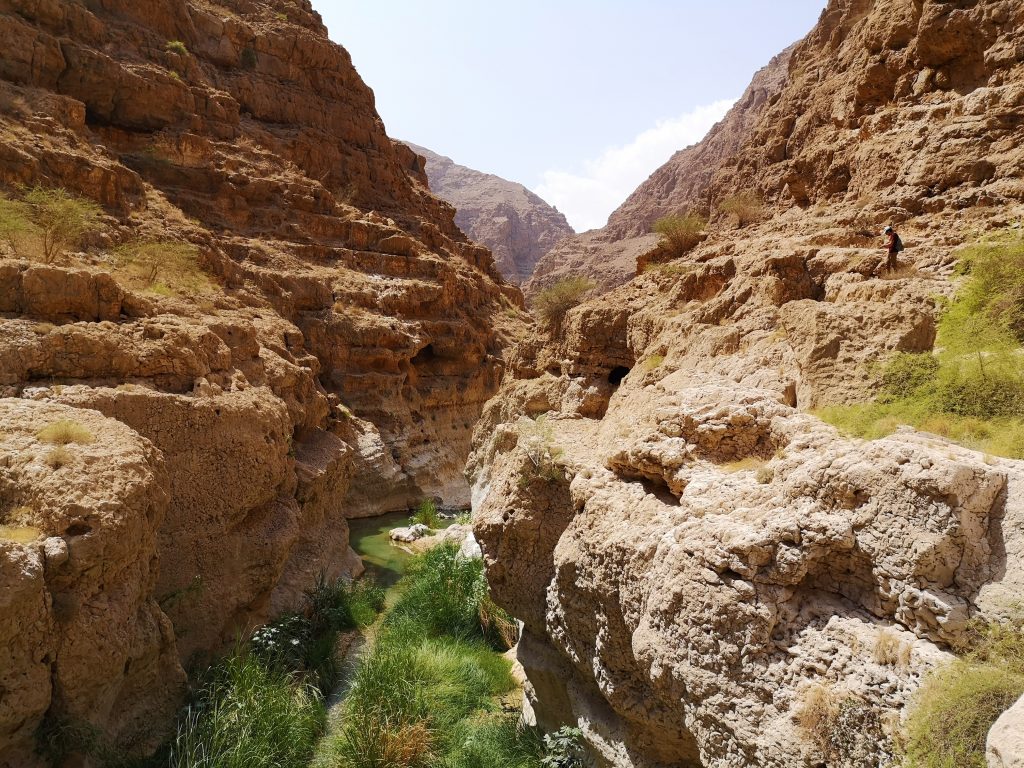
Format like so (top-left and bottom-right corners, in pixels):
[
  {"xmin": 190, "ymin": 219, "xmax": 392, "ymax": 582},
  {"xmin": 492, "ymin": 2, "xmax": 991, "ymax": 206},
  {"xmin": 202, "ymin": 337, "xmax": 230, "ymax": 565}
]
[{"xmin": 818, "ymin": 230, "xmax": 1024, "ymax": 459}]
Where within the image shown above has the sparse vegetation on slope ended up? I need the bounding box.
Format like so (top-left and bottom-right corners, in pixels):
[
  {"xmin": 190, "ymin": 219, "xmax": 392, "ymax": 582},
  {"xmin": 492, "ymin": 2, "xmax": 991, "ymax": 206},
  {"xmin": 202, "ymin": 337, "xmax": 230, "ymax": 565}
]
[
  {"xmin": 818, "ymin": 231, "xmax": 1024, "ymax": 459},
  {"xmin": 718, "ymin": 191, "xmax": 763, "ymax": 227},
  {"xmin": 903, "ymin": 621, "xmax": 1024, "ymax": 768},
  {"xmin": 113, "ymin": 241, "xmax": 215, "ymax": 297}
]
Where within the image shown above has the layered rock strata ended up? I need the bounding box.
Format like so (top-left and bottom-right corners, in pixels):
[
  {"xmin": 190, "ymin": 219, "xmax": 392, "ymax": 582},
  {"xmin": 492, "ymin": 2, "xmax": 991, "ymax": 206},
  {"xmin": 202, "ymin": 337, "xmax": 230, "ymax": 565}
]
[{"xmin": 0, "ymin": 0, "xmax": 522, "ymax": 761}]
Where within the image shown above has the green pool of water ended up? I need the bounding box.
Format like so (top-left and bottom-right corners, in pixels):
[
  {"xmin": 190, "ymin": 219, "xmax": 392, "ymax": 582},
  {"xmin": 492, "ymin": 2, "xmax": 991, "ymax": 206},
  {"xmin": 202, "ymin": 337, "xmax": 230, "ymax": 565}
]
[{"xmin": 347, "ymin": 511, "xmax": 458, "ymax": 590}]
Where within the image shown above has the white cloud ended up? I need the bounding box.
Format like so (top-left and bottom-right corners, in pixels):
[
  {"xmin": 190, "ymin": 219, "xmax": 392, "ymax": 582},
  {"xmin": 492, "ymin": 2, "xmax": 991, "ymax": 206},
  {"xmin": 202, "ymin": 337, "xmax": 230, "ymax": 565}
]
[{"xmin": 534, "ymin": 99, "xmax": 735, "ymax": 233}]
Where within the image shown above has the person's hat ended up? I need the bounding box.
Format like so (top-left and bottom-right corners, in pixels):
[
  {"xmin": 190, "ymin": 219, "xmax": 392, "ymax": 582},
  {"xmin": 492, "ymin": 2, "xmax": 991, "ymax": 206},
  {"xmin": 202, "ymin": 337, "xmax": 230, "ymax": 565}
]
[{"xmin": 883, "ymin": 226, "xmax": 893, "ymax": 234}]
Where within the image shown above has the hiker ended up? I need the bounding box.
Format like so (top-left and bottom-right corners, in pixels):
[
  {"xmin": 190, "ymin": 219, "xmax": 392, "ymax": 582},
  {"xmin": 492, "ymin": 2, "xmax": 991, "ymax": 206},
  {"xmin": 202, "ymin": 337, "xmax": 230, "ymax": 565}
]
[{"xmin": 882, "ymin": 225, "xmax": 904, "ymax": 272}]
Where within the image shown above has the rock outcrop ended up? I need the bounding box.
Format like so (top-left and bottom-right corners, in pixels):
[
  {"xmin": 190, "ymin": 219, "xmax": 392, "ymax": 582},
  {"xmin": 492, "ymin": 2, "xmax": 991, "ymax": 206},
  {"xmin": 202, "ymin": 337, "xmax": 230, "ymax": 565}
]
[
  {"xmin": 471, "ymin": 1, "xmax": 1024, "ymax": 766},
  {"xmin": 0, "ymin": 0, "xmax": 523, "ymax": 761},
  {"xmin": 405, "ymin": 142, "xmax": 575, "ymax": 285},
  {"xmin": 988, "ymin": 694, "xmax": 1024, "ymax": 768}
]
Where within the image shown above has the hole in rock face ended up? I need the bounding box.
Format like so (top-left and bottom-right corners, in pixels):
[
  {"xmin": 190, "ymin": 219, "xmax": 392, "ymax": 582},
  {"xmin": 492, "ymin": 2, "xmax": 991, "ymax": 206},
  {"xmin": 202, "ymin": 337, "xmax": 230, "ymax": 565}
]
[
  {"xmin": 65, "ymin": 522, "xmax": 91, "ymax": 537},
  {"xmin": 411, "ymin": 344, "xmax": 435, "ymax": 365},
  {"xmin": 608, "ymin": 366, "xmax": 630, "ymax": 386}
]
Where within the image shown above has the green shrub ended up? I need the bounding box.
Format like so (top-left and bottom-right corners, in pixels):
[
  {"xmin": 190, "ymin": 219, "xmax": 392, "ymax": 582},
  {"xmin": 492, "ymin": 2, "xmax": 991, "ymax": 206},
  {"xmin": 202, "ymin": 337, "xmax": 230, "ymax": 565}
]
[
  {"xmin": 410, "ymin": 498, "xmax": 441, "ymax": 529},
  {"xmin": 541, "ymin": 726, "xmax": 588, "ymax": 768},
  {"xmin": 903, "ymin": 622, "xmax": 1024, "ymax": 768},
  {"xmin": 0, "ymin": 193, "xmax": 32, "ymax": 254},
  {"xmin": 532, "ymin": 276, "xmax": 596, "ymax": 332},
  {"xmin": 948, "ymin": 235, "xmax": 1024, "ymax": 342},
  {"xmin": 251, "ymin": 576, "xmax": 385, "ymax": 692},
  {"xmin": 653, "ymin": 212, "xmax": 707, "ymax": 256},
  {"xmin": 240, "ymin": 46, "xmax": 258, "ymax": 69},
  {"xmin": 165, "ymin": 40, "xmax": 188, "ymax": 56},
  {"xmin": 718, "ymin": 191, "xmax": 763, "ymax": 227},
  {"xmin": 23, "ymin": 187, "xmax": 102, "ymax": 263},
  {"xmin": 170, "ymin": 651, "xmax": 325, "ymax": 768},
  {"xmin": 878, "ymin": 353, "xmax": 939, "ymax": 402}
]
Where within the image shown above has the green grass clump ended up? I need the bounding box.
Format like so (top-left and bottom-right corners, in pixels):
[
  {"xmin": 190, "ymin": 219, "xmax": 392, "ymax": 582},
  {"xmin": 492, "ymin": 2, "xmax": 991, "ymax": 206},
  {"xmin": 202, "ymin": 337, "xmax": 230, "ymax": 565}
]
[
  {"xmin": 316, "ymin": 543, "xmax": 540, "ymax": 768},
  {"xmin": 410, "ymin": 498, "xmax": 441, "ymax": 529},
  {"xmin": 172, "ymin": 575, "xmax": 385, "ymax": 765},
  {"xmin": 818, "ymin": 231, "xmax": 1024, "ymax": 459},
  {"xmin": 532, "ymin": 276, "xmax": 596, "ymax": 333},
  {"xmin": 903, "ymin": 622, "xmax": 1024, "ymax": 768},
  {"xmin": 170, "ymin": 651, "xmax": 325, "ymax": 768},
  {"xmin": 165, "ymin": 40, "xmax": 188, "ymax": 56}
]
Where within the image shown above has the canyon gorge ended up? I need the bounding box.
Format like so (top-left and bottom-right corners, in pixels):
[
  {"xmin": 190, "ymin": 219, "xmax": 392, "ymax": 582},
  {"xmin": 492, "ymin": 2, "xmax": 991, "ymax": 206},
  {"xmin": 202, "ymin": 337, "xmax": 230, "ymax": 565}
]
[{"xmin": 1, "ymin": 0, "xmax": 1023, "ymax": 767}]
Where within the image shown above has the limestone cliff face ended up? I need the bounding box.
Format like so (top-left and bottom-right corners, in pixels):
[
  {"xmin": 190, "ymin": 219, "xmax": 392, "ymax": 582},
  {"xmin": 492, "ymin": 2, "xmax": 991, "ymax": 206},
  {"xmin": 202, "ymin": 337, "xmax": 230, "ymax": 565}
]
[
  {"xmin": 405, "ymin": 142, "xmax": 575, "ymax": 285},
  {"xmin": 0, "ymin": 0, "xmax": 524, "ymax": 761},
  {"xmin": 471, "ymin": 1, "xmax": 1024, "ymax": 766}
]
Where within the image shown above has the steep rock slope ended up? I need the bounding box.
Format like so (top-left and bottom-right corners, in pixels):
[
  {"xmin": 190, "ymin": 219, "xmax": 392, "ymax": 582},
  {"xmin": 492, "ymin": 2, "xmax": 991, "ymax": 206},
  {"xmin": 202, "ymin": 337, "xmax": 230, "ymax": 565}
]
[
  {"xmin": 472, "ymin": 1, "xmax": 1024, "ymax": 766},
  {"xmin": 524, "ymin": 47, "xmax": 793, "ymax": 296},
  {"xmin": 0, "ymin": 0, "xmax": 524, "ymax": 762},
  {"xmin": 405, "ymin": 142, "xmax": 575, "ymax": 284}
]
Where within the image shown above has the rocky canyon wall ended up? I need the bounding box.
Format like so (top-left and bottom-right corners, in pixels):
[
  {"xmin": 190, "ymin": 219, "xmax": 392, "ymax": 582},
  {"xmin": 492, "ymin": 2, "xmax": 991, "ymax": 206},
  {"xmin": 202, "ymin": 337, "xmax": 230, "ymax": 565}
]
[
  {"xmin": 471, "ymin": 0, "xmax": 1024, "ymax": 765},
  {"xmin": 0, "ymin": 0, "xmax": 523, "ymax": 763}
]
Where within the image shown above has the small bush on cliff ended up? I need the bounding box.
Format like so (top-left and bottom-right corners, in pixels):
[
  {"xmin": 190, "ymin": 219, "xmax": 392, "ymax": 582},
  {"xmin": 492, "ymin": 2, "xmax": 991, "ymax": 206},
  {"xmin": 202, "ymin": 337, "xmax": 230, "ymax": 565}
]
[
  {"xmin": 23, "ymin": 186, "xmax": 103, "ymax": 263},
  {"xmin": 532, "ymin": 276, "xmax": 596, "ymax": 333},
  {"xmin": 653, "ymin": 212, "xmax": 707, "ymax": 256},
  {"xmin": 903, "ymin": 621, "xmax": 1024, "ymax": 768},
  {"xmin": 719, "ymin": 191, "xmax": 764, "ymax": 227},
  {"xmin": 165, "ymin": 40, "xmax": 188, "ymax": 56},
  {"xmin": 818, "ymin": 230, "xmax": 1024, "ymax": 459}
]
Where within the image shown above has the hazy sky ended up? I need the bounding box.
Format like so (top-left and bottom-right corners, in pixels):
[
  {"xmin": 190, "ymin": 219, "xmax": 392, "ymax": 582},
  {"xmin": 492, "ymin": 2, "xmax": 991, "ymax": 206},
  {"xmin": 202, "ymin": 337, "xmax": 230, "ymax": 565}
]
[{"xmin": 317, "ymin": 1, "xmax": 825, "ymax": 231}]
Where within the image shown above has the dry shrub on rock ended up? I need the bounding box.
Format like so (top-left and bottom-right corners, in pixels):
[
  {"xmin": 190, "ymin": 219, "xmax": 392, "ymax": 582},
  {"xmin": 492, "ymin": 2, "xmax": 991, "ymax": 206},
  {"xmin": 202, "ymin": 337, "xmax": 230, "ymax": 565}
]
[
  {"xmin": 532, "ymin": 276, "xmax": 595, "ymax": 333},
  {"xmin": 36, "ymin": 420, "xmax": 95, "ymax": 445},
  {"xmin": 653, "ymin": 212, "xmax": 707, "ymax": 256},
  {"xmin": 719, "ymin": 191, "xmax": 764, "ymax": 227}
]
